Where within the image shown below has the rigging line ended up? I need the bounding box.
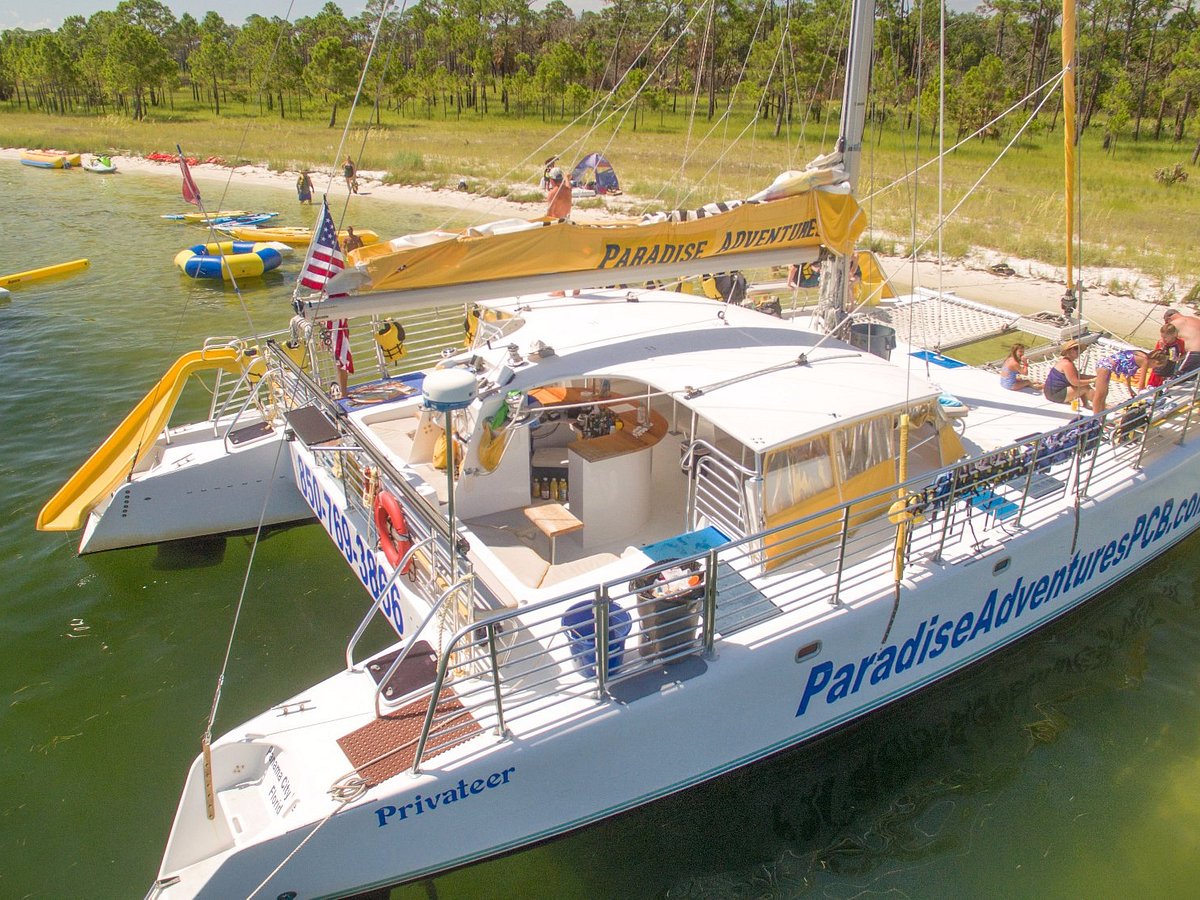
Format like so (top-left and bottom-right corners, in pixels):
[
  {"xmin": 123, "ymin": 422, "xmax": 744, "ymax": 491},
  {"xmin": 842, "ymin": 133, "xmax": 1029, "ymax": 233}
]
[
  {"xmin": 588, "ymin": 1, "xmax": 698, "ymax": 191},
  {"xmin": 437, "ymin": 2, "xmax": 680, "ymax": 232},
  {"xmin": 680, "ymin": 0, "xmax": 716, "ymax": 172},
  {"xmin": 860, "ymin": 69, "xmax": 1066, "ymax": 204},
  {"xmin": 904, "ymin": 76, "xmax": 1064, "ymax": 265},
  {"xmin": 346, "ymin": 0, "xmax": 410, "ymax": 219},
  {"xmin": 653, "ymin": 1, "xmax": 781, "ymax": 213},
  {"xmin": 330, "ymin": 0, "xmax": 397, "ymax": 229},
  {"xmin": 206, "ymin": 0, "xmax": 300, "ymax": 230},
  {"xmin": 203, "ymin": 413, "xmax": 291, "ymax": 745},
  {"xmin": 245, "ymin": 793, "xmax": 360, "ymax": 900},
  {"xmin": 936, "ymin": 0, "xmax": 946, "ymax": 356},
  {"xmin": 728, "ymin": 0, "xmax": 784, "ymax": 194}
]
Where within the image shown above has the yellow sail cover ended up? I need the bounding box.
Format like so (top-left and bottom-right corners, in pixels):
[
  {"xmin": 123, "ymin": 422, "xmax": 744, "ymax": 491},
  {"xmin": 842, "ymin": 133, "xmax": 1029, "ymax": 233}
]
[{"xmin": 348, "ymin": 189, "xmax": 865, "ymax": 294}]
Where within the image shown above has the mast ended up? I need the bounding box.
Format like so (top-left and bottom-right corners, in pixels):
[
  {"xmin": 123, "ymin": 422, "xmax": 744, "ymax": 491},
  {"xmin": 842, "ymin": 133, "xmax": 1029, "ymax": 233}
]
[
  {"xmin": 816, "ymin": 0, "xmax": 875, "ymax": 335},
  {"xmin": 1060, "ymin": 0, "xmax": 1078, "ymax": 319}
]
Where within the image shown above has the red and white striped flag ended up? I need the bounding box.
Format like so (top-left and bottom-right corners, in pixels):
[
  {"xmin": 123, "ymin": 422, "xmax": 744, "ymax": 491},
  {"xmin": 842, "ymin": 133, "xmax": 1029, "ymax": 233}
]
[
  {"xmin": 324, "ymin": 319, "xmax": 354, "ymax": 374},
  {"xmin": 177, "ymin": 144, "xmax": 201, "ymax": 207},
  {"xmin": 299, "ymin": 199, "xmax": 345, "ymax": 292}
]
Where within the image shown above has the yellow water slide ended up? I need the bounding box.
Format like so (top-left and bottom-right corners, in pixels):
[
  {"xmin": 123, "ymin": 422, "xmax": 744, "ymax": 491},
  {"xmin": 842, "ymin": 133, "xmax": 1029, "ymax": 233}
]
[{"xmin": 37, "ymin": 347, "xmax": 249, "ymax": 531}]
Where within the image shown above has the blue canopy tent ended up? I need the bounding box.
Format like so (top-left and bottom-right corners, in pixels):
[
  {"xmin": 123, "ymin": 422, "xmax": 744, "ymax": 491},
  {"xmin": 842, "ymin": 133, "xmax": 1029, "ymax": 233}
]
[{"xmin": 569, "ymin": 153, "xmax": 621, "ymax": 195}]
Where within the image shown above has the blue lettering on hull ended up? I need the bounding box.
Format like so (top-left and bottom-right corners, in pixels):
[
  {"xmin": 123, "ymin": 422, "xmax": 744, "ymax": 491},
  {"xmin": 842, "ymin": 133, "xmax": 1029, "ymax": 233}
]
[
  {"xmin": 294, "ymin": 453, "xmax": 405, "ymax": 635},
  {"xmin": 797, "ymin": 495, "xmax": 1200, "ymax": 717}
]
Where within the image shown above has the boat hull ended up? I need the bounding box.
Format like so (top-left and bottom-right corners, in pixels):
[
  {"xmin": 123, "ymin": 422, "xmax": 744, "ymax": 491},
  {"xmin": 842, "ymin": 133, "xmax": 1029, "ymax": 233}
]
[
  {"xmin": 153, "ymin": 435, "xmax": 1200, "ymax": 897},
  {"xmin": 78, "ymin": 420, "xmax": 312, "ymax": 553}
]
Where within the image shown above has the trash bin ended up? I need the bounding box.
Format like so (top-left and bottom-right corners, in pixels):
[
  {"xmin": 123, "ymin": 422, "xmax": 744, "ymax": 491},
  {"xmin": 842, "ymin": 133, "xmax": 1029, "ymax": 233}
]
[
  {"xmin": 849, "ymin": 322, "xmax": 897, "ymax": 360},
  {"xmin": 562, "ymin": 600, "xmax": 632, "ymax": 678},
  {"xmin": 630, "ymin": 558, "xmax": 705, "ymax": 658}
]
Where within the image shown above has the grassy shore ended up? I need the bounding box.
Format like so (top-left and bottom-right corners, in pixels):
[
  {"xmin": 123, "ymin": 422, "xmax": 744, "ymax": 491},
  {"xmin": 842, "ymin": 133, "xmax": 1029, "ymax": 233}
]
[{"xmin": 4, "ymin": 100, "xmax": 1198, "ymax": 289}]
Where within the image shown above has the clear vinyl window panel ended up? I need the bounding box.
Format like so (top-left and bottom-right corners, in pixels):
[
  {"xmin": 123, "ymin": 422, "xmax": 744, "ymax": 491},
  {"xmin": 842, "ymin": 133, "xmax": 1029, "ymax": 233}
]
[
  {"xmin": 763, "ymin": 438, "xmax": 834, "ymax": 517},
  {"xmin": 834, "ymin": 415, "xmax": 897, "ymax": 481}
]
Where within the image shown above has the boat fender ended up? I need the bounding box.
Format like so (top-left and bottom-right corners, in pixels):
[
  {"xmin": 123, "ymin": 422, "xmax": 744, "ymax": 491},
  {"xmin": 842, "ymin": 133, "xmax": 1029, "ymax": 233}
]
[
  {"xmin": 374, "ymin": 319, "xmax": 406, "ymax": 362},
  {"xmin": 374, "ymin": 491, "xmax": 412, "ymax": 572},
  {"xmin": 887, "ymin": 493, "xmax": 926, "ymax": 525}
]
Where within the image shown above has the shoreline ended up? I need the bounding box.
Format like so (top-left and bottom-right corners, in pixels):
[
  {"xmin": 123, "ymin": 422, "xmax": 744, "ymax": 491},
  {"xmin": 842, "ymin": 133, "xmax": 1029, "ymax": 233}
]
[{"xmin": 6, "ymin": 147, "xmax": 1182, "ymax": 345}]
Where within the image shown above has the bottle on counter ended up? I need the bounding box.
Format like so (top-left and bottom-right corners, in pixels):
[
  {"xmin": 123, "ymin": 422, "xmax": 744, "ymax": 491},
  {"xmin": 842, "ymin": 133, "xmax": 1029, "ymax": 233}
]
[
  {"xmin": 560, "ymin": 476, "xmax": 569, "ymax": 504},
  {"xmin": 540, "ymin": 478, "xmax": 551, "ymax": 500},
  {"xmin": 532, "ymin": 475, "xmax": 540, "ymax": 501}
]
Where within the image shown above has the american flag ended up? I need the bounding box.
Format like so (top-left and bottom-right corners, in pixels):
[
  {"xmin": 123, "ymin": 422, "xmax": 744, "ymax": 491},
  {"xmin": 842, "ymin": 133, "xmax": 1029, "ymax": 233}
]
[
  {"xmin": 299, "ymin": 199, "xmax": 345, "ymax": 292},
  {"xmin": 325, "ymin": 318, "xmax": 354, "ymax": 374},
  {"xmin": 177, "ymin": 144, "xmax": 200, "ymax": 207}
]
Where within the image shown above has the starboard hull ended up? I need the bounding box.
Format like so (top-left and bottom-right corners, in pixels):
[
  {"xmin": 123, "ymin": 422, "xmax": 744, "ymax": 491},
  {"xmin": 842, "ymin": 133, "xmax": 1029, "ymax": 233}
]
[{"xmin": 151, "ymin": 434, "xmax": 1200, "ymax": 898}]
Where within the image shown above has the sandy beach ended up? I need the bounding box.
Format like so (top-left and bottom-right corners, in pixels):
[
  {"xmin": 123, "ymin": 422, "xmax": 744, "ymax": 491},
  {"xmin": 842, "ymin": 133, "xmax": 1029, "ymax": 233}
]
[{"xmin": 7, "ymin": 147, "xmax": 1184, "ymax": 345}]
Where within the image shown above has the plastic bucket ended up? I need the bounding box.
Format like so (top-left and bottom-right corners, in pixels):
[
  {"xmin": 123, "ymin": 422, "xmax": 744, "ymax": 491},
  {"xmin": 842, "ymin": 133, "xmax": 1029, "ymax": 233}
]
[
  {"xmin": 562, "ymin": 600, "xmax": 632, "ymax": 677},
  {"xmin": 849, "ymin": 322, "xmax": 897, "ymax": 360}
]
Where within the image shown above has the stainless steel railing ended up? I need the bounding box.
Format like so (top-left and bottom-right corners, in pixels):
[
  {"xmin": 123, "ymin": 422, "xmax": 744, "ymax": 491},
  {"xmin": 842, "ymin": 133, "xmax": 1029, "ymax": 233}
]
[{"xmin": 402, "ymin": 366, "xmax": 1200, "ymax": 772}]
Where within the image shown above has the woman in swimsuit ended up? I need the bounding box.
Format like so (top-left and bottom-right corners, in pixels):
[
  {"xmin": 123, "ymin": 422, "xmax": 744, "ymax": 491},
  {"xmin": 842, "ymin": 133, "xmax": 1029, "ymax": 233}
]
[
  {"xmin": 999, "ymin": 343, "xmax": 1041, "ymax": 391},
  {"xmin": 1043, "ymin": 340, "xmax": 1094, "ymax": 408},
  {"xmin": 1092, "ymin": 347, "xmax": 1168, "ymax": 414}
]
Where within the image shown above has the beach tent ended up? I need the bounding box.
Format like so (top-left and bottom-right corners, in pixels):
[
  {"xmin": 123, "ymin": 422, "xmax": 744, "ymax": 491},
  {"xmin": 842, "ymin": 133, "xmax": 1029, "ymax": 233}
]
[{"xmin": 569, "ymin": 153, "xmax": 621, "ymax": 194}]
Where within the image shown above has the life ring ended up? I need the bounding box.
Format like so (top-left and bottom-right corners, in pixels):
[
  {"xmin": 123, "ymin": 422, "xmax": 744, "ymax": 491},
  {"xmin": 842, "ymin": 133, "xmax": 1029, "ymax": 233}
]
[
  {"xmin": 173, "ymin": 241, "xmax": 290, "ymax": 280},
  {"xmin": 374, "ymin": 490, "xmax": 412, "ymax": 571}
]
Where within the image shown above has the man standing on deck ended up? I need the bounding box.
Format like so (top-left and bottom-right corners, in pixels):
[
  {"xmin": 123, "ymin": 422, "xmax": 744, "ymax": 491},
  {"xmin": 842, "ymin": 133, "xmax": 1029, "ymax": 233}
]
[{"xmin": 1163, "ymin": 309, "xmax": 1200, "ymax": 376}]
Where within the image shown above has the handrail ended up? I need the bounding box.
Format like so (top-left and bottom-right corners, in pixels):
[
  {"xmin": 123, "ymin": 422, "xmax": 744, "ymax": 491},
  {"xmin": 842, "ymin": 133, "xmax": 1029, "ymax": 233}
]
[
  {"xmin": 373, "ymin": 576, "xmax": 474, "ymax": 718},
  {"xmin": 346, "ymin": 535, "xmax": 436, "ymax": 671}
]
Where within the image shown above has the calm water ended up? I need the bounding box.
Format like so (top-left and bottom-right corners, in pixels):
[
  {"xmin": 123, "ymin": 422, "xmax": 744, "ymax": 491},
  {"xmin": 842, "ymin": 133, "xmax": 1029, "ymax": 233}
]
[{"xmin": 2, "ymin": 159, "xmax": 1199, "ymax": 899}]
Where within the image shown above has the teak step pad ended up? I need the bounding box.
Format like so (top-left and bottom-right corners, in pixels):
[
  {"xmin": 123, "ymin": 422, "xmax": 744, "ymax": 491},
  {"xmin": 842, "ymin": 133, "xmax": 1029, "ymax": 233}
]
[{"xmin": 339, "ymin": 687, "xmax": 481, "ymax": 785}]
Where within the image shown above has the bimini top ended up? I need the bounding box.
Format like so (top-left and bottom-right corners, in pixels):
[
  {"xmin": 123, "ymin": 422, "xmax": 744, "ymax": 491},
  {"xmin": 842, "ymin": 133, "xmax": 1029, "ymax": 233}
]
[{"xmin": 486, "ymin": 290, "xmax": 942, "ymax": 453}]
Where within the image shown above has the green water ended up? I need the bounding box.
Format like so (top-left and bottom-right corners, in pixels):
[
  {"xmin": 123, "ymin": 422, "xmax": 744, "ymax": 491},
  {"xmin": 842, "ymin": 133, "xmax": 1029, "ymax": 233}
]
[{"xmin": 3, "ymin": 159, "xmax": 1200, "ymax": 898}]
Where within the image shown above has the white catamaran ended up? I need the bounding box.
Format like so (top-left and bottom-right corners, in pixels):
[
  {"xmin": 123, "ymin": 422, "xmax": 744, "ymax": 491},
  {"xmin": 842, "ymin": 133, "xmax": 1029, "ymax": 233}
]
[{"xmin": 35, "ymin": 0, "xmax": 1200, "ymax": 896}]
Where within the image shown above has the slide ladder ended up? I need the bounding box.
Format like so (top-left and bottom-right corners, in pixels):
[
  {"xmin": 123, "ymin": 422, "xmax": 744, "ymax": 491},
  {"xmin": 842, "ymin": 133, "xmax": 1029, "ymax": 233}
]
[{"xmin": 37, "ymin": 347, "xmax": 249, "ymax": 531}]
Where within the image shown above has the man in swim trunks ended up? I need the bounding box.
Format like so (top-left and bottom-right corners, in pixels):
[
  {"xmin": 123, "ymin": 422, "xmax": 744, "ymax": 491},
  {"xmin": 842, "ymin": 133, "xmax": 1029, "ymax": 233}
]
[
  {"xmin": 1164, "ymin": 308, "xmax": 1200, "ymax": 378},
  {"xmin": 1043, "ymin": 340, "xmax": 1094, "ymax": 408}
]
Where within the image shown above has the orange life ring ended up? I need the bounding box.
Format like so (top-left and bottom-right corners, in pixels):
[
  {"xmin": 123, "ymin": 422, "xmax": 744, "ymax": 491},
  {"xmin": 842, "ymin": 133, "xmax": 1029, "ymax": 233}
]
[{"xmin": 374, "ymin": 491, "xmax": 412, "ymax": 572}]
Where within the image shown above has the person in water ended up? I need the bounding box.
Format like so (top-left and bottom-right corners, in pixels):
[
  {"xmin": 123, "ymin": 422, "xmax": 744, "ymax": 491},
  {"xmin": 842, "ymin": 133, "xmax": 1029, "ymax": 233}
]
[
  {"xmin": 296, "ymin": 170, "xmax": 314, "ymax": 204},
  {"xmin": 1091, "ymin": 346, "xmax": 1168, "ymax": 415},
  {"xmin": 342, "ymin": 226, "xmax": 364, "ymax": 253},
  {"xmin": 1043, "ymin": 340, "xmax": 1094, "ymax": 408},
  {"xmin": 343, "ymin": 156, "xmax": 358, "ymax": 194},
  {"xmin": 999, "ymin": 342, "xmax": 1041, "ymax": 392}
]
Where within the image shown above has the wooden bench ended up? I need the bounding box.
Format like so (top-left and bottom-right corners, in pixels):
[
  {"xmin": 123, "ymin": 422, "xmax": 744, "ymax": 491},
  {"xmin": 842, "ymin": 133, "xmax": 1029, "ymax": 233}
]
[{"xmin": 523, "ymin": 502, "xmax": 583, "ymax": 565}]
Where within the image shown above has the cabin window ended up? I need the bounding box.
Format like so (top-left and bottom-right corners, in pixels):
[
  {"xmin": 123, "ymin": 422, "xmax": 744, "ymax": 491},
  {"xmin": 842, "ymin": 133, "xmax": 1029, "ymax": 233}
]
[
  {"xmin": 763, "ymin": 438, "xmax": 834, "ymax": 517},
  {"xmin": 834, "ymin": 416, "xmax": 897, "ymax": 481}
]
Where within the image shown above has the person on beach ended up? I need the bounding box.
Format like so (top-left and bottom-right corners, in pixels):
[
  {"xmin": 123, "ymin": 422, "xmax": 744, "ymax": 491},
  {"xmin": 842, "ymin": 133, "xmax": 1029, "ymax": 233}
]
[
  {"xmin": 1043, "ymin": 340, "xmax": 1094, "ymax": 408},
  {"xmin": 999, "ymin": 343, "xmax": 1042, "ymax": 392},
  {"xmin": 343, "ymin": 156, "xmax": 358, "ymax": 194},
  {"xmin": 1163, "ymin": 309, "xmax": 1200, "ymax": 377},
  {"xmin": 545, "ymin": 166, "xmax": 571, "ymax": 220},
  {"xmin": 343, "ymin": 226, "xmax": 364, "ymax": 253},
  {"xmin": 296, "ymin": 170, "xmax": 313, "ymax": 204},
  {"xmin": 1147, "ymin": 322, "xmax": 1184, "ymax": 388}
]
